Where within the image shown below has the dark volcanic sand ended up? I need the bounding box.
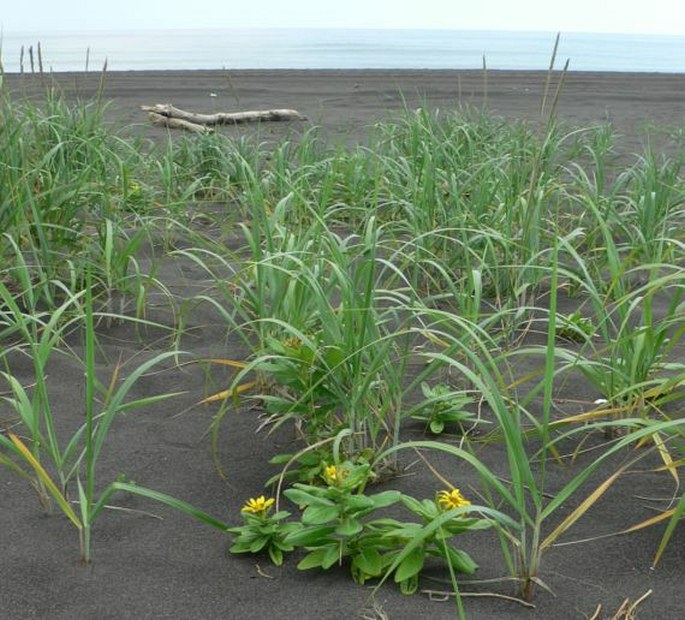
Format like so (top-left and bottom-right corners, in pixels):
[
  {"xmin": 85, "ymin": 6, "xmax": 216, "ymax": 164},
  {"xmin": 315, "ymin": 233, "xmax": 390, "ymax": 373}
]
[
  {"xmin": 5, "ymin": 69, "xmax": 685, "ymax": 152},
  {"xmin": 0, "ymin": 70, "xmax": 684, "ymax": 619}
]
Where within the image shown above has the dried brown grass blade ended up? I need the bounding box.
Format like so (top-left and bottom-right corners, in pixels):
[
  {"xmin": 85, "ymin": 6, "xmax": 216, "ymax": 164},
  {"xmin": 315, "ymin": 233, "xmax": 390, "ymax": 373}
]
[
  {"xmin": 623, "ymin": 508, "xmax": 677, "ymax": 534},
  {"xmin": 204, "ymin": 359, "xmax": 249, "ymax": 368},
  {"xmin": 651, "ymin": 432, "xmax": 679, "ymax": 485},
  {"xmin": 540, "ymin": 464, "xmax": 629, "ymax": 550},
  {"xmin": 199, "ymin": 381, "xmax": 256, "ymax": 404},
  {"xmin": 551, "ymin": 405, "xmax": 630, "ymax": 426},
  {"xmin": 8, "ymin": 433, "xmax": 82, "ymax": 530},
  {"xmin": 412, "ymin": 448, "xmax": 455, "ymax": 490}
]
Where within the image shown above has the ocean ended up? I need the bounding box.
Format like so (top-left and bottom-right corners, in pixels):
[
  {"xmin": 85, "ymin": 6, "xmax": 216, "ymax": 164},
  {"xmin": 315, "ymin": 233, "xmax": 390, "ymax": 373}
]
[{"xmin": 1, "ymin": 28, "xmax": 685, "ymax": 74}]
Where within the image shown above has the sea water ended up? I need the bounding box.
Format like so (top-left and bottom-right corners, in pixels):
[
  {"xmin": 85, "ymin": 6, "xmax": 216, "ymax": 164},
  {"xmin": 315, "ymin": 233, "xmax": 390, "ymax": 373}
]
[{"xmin": 1, "ymin": 28, "xmax": 684, "ymax": 73}]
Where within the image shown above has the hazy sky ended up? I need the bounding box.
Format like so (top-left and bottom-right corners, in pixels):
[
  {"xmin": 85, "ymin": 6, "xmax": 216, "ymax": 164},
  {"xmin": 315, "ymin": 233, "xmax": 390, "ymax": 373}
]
[{"xmin": 2, "ymin": 0, "xmax": 684, "ymax": 35}]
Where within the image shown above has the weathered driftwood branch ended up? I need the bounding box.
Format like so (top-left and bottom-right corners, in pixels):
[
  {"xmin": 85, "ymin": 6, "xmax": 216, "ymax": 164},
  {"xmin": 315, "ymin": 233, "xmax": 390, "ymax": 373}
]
[
  {"xmin": 142, "ymin": 103, "xmax": 307, "ymax": 131},
  {"xmin": 147, "ymin": 111, "xmax": 210, "ymax": 133}
]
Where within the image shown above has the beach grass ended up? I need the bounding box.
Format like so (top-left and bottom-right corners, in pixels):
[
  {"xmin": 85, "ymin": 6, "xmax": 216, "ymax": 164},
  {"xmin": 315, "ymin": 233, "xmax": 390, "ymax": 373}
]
[{"xmin": 0, "ymin": 83, "xmax": 682, "ymax": 611}]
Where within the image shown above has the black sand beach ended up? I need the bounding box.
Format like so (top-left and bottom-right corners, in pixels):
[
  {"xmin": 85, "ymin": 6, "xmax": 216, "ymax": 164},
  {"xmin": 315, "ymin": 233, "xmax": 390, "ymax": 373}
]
[
  {"xmin": 5, "ymin": 69, "xmax": 685, "ymax": 149},
  {"xmin": 1, "ymin": 69, "xmax": 684, "ymax": 619}
]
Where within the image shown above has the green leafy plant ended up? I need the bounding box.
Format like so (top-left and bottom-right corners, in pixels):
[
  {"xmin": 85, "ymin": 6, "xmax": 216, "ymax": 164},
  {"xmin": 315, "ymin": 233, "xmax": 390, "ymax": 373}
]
[
  {"xmin": 556, "ymin": 310, "xmax": 594, "ymax": 343},
  {"xmin": 283, "ymin": 461, "xmax": 400, "ymax": 569},
  {"xmin": 268, "ymin": 447, "xmax": 335, "ymax": 486},
  {"xmin": 228, "ymin": 460, "xmax": 509, "ymax": 597},
  {"xmin": 377, "ymin": 489, "xmax": 488, "ymax": 594},
  {"xmin": 409, "ymin": 383, "xmax": 475, "ymax": 434},
  {"xmin": 227, "ymin": 495, "xmax": 298, "ymax": 566}
]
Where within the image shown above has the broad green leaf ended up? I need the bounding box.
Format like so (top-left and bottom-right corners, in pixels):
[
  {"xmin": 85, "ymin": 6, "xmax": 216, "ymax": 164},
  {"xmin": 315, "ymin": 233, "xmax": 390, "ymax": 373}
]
[
  {"xmin": 352, "ymin": 547, "xmax": 383, "ymax": 577},
  {"xmin": 384, "ymin": 522, "xmax": 423, "ymax": 538},
  {"xmin": 399, "ymin": 574, "xmax": 419, "ymax": 595},
  {"xmin": 344, "ymin": 495, "xmax": 376, "ymax": 512},
  {"xmin": 249, "ymin": 537, "xmax": 269, "ymax": 553},
  {"xmin": 297, "ymin": 547, "xmax": 329, "ymax": 570},
  {"xmin": 302, "ymin": 504, "xmax": 340, "ymax": 525},
  {"xmin": 284, "ymin": 487, "xmax": 333, "ymax": 508},
  {"xmin": 230, "ymin": 541, "xmax": 254, "ymax": 554},
  {"xmin": 399, "ymin": 494, "xmax": 425, "ymax": 515},
  {"xmin": 335, "ymin": 518, "xmax": 363, "ymax": 537},
  {"xmin": 321, "ymin": 544, "xmax": 341, "ymax": 569},
  {"xmin": 369, "ymin": 490, "xmax": 402, "ymax": 509},
  {"xmin": 444, "ymin": 546, "xmax": 478, "ymax": 574},
  {"xmin": 268, "ymin": 546, "xmax": 284, "ymax": 566},
  {"xmin": 394, "ymin": 546, "xmax": 425, "ymax": 583},
  {"xmin": 284, "ymin": 525, "xmax": 336, "ymax": 546}
]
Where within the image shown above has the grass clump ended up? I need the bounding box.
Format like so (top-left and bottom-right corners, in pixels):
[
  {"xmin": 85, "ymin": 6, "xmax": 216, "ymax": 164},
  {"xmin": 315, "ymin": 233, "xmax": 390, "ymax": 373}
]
[{"xmin": 0, "ymin": 82, "xmax": 682, "ymax": 615}]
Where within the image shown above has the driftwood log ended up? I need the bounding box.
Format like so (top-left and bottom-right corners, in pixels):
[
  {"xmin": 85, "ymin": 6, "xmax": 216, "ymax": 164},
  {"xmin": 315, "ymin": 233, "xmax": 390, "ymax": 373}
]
[{"xmin": 142, "ymin": 104, "xmax": 307, "ymax": 132}]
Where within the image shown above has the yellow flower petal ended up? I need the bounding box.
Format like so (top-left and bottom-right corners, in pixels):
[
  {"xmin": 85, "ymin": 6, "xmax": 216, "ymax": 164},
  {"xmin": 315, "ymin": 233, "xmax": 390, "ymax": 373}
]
[
  {"xmin": 241, "ymin": 495, "xmax": 275, "ymax": 514},
  {"xmin": 323, "ymin": 464, "xmax": 349, "ymax": 485},
  {"xmin": 437, "ymin": 488, "xmax": 471, "ymax": 511}
]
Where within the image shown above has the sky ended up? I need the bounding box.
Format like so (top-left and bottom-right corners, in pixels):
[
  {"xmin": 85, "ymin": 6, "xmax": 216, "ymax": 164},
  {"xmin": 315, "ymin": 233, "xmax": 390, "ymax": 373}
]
[{"xmin": 2, "ymin": 0, "xmax": 684, "ymax": 35}]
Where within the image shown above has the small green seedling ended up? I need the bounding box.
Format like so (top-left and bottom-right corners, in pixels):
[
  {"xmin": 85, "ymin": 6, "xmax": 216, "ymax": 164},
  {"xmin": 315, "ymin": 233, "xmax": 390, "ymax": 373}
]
[
  {"xmin": 410, "ymin": 383, "xmax": 475, "ymax": 434},
  {"xmin": 227, "ymin": 495, "xmax": 298, "ymax": 566},
  {"xmin": 556, "ymin": 310, "xmax": 595, "ymax": 343}
]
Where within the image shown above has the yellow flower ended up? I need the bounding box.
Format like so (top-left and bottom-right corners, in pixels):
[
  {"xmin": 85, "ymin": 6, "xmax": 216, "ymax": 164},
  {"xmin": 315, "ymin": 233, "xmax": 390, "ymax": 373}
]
[
  {"xmin": 323, "ymin": 464, "xmax": 348, "ymax": 485},
  {"xmin": 437, "ymin": 488, "xmax": 471, "ymax": 511},
  {"xmin": 241, "ymin": 496, "xmax": 275, "ymax": 514}
]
